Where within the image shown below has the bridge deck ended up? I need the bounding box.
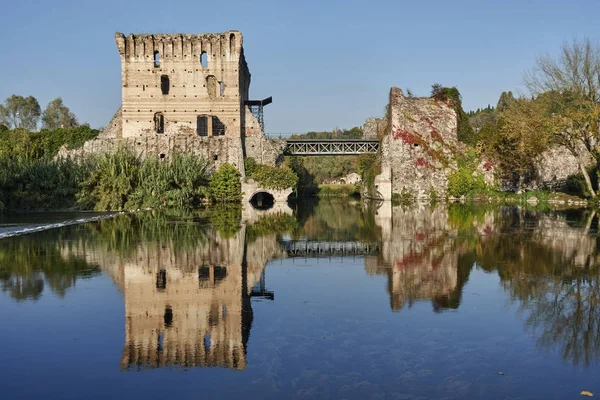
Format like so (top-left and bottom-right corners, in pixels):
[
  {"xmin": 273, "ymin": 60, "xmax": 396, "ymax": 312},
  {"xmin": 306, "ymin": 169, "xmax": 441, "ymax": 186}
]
[
  {"xmin": 284, "ymin": 139, "xmax": 379, "ymax": 155},
  {"xmin": 280, "ymin": 240, "xmax": 380, "ymax": 257}
]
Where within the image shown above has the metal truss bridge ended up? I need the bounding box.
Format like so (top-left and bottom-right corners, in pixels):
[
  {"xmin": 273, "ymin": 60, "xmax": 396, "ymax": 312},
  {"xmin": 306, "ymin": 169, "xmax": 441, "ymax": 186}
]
[
  {"xmin": 283, "ymin": 139, "xmax": 379, "ymax": 156},
  {"xmin": 279, "ymin": 240, "xmax": 380, "ymax": 258}
]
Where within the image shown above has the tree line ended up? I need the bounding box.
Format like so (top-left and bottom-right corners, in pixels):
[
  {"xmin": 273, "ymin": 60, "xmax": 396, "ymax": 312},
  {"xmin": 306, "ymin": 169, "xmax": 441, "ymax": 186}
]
[
  {"xmin": 463, "ymin": 37, "xmax": 600, "ymax": 198},
  {"xmin": 0, "ymin": 95, "xmax": 79, "ymax": 131}
]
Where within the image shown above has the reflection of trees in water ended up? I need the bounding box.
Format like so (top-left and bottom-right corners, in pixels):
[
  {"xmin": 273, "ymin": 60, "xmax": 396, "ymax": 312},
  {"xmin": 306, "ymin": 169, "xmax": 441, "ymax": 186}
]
[
  {"xmin": 372, "ymin": 204, "xmax": 600, "ymax": 367},
  {"xmin": 3, "ymin": 203, "xmax": 600, "ymax": 369},
  {"xmin": 291, "ymin": 199, "xmax": 380, "ymax": 243},
  {"xmin": 0, "ymin": 230, "xmax": 101, "ymax": 301},
  {"xmin": 520, "ymin": 269, "xmax": 600, "ymax": 367},
  {"xmin": 465, "ymin": 208, "xmax": 600, "ymax": 367}
]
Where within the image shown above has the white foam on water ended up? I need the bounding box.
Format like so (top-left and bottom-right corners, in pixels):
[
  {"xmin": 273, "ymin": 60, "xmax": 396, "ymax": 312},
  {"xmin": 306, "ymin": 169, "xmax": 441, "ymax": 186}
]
[{"xmin": 0, "ymin": 212, "xmax": 124, "ymax": 239}]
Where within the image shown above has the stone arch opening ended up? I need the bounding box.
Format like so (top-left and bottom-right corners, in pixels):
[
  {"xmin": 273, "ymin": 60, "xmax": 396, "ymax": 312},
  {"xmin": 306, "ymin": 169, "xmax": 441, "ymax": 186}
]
[
  {"xmin": 201, "ymin": 51, "xmax": 208, "ymax": 68},
  {"xmin": 153, "ymin": 51, "xmax": 160, "ymax": 67},
  {"xmin": 154, "ymin": 112, "xmax": 164, "ymax": 133},
  {"xmin": 229, "ymin": 33, "xmax": 236, "ymax": 55},
  {"xmin": 250, "ymin": 191, "xmax": 275, "ymax": 210}
]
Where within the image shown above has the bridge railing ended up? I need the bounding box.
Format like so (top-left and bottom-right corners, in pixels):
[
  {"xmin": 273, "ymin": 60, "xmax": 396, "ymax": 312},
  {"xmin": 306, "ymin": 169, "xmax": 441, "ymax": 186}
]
[
  {"xmin": 279, "ymin": 240, "xmax": 380, "ymax": 257},
  {"xmin": 283, "ymin": 140, "xmax": 379, "ymax": 155}
]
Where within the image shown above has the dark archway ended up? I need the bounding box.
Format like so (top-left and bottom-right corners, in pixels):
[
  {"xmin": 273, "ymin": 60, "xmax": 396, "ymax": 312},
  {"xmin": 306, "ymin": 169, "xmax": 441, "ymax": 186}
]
[{"xmin": 250, "ymin": 192, "xmax": 275, "ymax": 210}]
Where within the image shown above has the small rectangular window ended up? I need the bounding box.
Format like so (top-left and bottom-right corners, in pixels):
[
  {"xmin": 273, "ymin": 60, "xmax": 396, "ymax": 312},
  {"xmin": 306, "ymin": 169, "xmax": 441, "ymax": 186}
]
[
  {"xmin": 160, "ymin": 75, "xmax": 170, "ymax": 95},
  {"xmin": 197, "ymin": 116, "xmax": 208, "ymax": 136}
]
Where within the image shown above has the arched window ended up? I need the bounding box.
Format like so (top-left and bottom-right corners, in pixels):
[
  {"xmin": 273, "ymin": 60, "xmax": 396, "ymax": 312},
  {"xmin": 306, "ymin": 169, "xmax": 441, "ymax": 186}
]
[
  {"xmin": 229, "ymin": 33, "xmax": 236, "ymax": 55},
  {"xmin": 154, "ymin": 112, "xmax": 164, "ymax": 133},
  {"xmin": 197, "ymin": 115, "xmax": 208, "ymax": 136},
  {"xmin": 212, "ymin": 116, "xmax": 225, "ymax": 136},
  {"xmin": 160, "ymin": 75, "xmax": 169, "ymax": 95},
  {"xmin": 153, "ymin": 51, "xmax": 160, "ymax": 68},
  {"xmin": 219, "ymin": 81, "xmax": 225, "ymax": 96},
  {"xmin": 200, "ymin": 51, "xmax": 207, "ymax": 68}
]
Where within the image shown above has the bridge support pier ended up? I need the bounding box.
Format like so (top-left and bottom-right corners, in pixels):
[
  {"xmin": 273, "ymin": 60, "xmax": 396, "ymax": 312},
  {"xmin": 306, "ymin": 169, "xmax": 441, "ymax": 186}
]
[{"xmin": 241, "ymin": 180, "xmax": 293, "ymax": 205}]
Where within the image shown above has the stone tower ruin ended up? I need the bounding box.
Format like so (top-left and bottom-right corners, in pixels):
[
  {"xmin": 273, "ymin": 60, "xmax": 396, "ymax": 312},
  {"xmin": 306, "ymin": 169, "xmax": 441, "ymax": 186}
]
[
  {"xmin": 114, "ymin": 31, "xmax": 266, "ymax": 138},
  {"xmin": 59, "ymin": 31, "xmax": 286, "ymax": 177}
]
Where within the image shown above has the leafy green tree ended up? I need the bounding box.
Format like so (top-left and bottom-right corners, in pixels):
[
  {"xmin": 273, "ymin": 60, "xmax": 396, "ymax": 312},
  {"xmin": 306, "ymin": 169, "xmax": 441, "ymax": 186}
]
[
  {"xmin": 249, "ymin": 164, "xmax": 298, "ymax": 190},
  {"xmin": 209, "ymin": 163, "xmax": 242, "ymax": 202},
  {"xmin": 42, "ymin": 97, "xmax": 78, "ymax": 129},
  {"xmin": 496, "ymin": 91, "xmax": 516, "ymax": 112},
  {"xmin": 0, "ymin": 95, "xmax": 41, "ymax": 130},
  {"xmin": 524, "ymin": 37, "xmax": 600, "ymax": 197},
  {"xmin": 479, "ymin": 97, "xmax": 552, "ymax": 188},
  {"xmin": 469, "ymin": 107, "xmax": 498, "ymax": 134}
]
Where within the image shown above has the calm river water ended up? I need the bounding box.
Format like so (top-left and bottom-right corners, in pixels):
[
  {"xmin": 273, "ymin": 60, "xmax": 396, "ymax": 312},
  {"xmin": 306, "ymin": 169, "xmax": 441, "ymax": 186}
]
[{"xmin": 1, "ymin": 201, "xmax": 599, "ymax": 399}]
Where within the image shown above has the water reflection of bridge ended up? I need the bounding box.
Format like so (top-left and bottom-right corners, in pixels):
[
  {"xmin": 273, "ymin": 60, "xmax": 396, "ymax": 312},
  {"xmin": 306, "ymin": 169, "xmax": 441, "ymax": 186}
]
[{"xmin": 279, "ymin": 240, "xmax": 380, "ymax": 258}]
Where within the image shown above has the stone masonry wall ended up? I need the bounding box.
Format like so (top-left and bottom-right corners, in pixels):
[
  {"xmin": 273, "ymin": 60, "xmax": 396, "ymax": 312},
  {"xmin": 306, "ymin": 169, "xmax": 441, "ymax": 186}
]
[
  {"xmin": 533, "ymin": 144, "xmax": 592, "ymax": 190},
  {"xmin": 58, "ymin": 134, "xmax": 246, "ymax": 174},
  {"xmin": 244, "ymin": 135, "xmax": 286, "ymax": 166},
  {"xmin": 99, "ymin": 107, "xmax": 123, "ymax": 139},
  {"xmin": 378, "ymin": 87, "xmax": 458, "ymax": 199},
  {"xmin": 363, "ymin": 117, "xmax": 384, "ymax": 139},
  {"xmin": 115, "ymin": 31, "xmax": 248, "ymax": 139}
]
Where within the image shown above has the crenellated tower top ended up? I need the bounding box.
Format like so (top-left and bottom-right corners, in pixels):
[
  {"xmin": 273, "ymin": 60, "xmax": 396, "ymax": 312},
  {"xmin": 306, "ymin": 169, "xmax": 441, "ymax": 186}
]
[{"xmin": 114, "ymin": 31, "xmax": 244, "ymax": 65}]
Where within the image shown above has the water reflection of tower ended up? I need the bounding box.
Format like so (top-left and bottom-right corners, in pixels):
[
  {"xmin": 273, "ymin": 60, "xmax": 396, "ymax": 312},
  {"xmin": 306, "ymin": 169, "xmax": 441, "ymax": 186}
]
[
  {"xmin": 119, "ymin": 228, "xmax": 271, "ymax": 371},
  {"xmin": 369, "ymin": 203, "xmax": 460, "ymax": 311}
]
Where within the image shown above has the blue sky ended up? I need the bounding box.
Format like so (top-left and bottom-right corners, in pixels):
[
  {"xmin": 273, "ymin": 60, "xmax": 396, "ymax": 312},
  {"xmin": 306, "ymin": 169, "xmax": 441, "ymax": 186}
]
[{"xmin": 1, "ymin": 0, "xmax": 598, "ymax": 133}]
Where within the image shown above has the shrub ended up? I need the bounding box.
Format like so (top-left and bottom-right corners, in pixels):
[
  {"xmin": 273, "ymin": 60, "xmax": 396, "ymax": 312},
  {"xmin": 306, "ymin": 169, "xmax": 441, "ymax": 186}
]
[
  {"xmin": 127, "ymin": 153, "xmax": 209, "ymax": 209},
  {"xmin": 447, "ymin": 150, "xmax": 487, "ymax": 197},
  {"xmin": 0, "ymin": 126, "xmax": 99, "ymax": 162},
  {"xmin": 39, "ymin": 125, "xmax": 99, "ymax": 155},
  {"xmin": 0, "ymin": 157, "xmax": 91, "ymax": 210},
  {"xmin": 77, "ymin": 147, "xmax": 140, "ymax": 210},
  {"xmin": 244, "ymin": 157, "xmax": 257, "ymax": 176},
  {"xmin": 250, "ymin": 164, "xmax": 298, "ymax": 190},
  {"xmin": 431, "ymin": 84, "xmax": 476, "ymax": 146},
  {"xmin": 209, "ymin": 163, "xmax": 242, "ymax": 202},
  {"xmin": 357, "ymin": 153, "xmax": 381, "ymax": 196}
]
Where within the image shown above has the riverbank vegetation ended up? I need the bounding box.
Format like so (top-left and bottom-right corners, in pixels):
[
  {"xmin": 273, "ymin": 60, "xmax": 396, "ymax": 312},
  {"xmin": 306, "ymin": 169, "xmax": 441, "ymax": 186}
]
[
  {"xmin": 469, "ymin": 37, "xmax": 600, "ymax": 200},
  {"xmin": 3, "ymin": 37, "xmax": 600, "ymax": 210},
  {"xmin": 244, "ymin": 157, "xmax": 299, "ymax": 190}
]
